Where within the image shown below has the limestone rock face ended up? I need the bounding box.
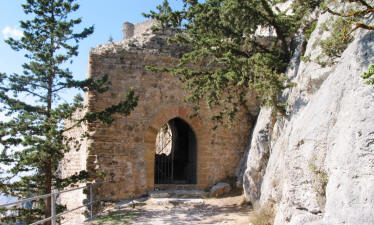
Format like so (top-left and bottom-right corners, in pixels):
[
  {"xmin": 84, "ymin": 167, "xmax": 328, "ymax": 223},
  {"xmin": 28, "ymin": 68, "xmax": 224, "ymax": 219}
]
[
  {"xmin": 242, "ymin": 108, "xmax": 272, "ymax": 203},
  {"xmin": 243, "ymin": 12, "xmax": 374, "ymax": 225}
]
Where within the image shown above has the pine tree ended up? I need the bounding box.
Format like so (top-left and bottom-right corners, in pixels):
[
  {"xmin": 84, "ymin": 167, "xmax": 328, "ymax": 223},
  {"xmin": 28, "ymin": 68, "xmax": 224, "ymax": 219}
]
[
  {"xmin": 144, "ymin": 0, "xmax": 320, "ymax": 125},
  {"xmin": 0, "ymin": 0, "xmax": 138, "ymax": 224}
]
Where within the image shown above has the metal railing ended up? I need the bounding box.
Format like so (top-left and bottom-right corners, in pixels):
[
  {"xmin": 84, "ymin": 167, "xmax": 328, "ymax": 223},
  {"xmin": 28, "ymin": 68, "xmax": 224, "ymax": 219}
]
[{"xmin": 0, "ymin": 180, "xmax": 113, "ymax": 225}]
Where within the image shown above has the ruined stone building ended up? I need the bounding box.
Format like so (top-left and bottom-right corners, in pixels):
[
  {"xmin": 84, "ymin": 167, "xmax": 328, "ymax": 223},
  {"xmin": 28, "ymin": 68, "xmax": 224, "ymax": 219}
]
[{"xmin": 60, "ymin": 20, "xmax": 258, "ymax": 223}]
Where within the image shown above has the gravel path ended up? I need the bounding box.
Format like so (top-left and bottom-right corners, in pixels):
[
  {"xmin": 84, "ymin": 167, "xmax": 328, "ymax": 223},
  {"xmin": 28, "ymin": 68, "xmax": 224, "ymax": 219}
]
[{"xmin": 89, "ymin": 196, "xmax": 251, "ymax": 225}]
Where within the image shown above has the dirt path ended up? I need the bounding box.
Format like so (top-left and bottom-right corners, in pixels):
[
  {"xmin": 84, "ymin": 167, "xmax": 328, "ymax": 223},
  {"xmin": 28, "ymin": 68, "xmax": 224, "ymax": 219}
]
[{"xmin": 89, "ymin": 196, "xmax": 252, "ymax": 225}]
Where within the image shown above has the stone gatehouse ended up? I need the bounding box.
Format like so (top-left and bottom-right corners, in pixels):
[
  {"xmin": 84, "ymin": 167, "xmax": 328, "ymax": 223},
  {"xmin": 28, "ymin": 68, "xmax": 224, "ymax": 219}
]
[{"xmin": 61, "ymin": 20, "xmax": 258, "ymax": 220}]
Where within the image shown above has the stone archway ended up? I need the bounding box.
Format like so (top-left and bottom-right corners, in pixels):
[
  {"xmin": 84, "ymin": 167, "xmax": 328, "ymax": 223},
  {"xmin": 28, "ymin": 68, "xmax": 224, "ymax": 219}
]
[
  {"xmin": 154, "ymin": 117, "xmax": 197, "ymax": 185},
  {"xmin": 144, "ymin": 105, "xmax": 206, "ymax": 191}
]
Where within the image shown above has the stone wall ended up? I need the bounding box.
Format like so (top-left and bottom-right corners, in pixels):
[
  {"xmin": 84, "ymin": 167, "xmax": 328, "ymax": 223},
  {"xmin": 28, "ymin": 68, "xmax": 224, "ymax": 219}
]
[
  {"xmin": 61, "ymin": 20, "xmax": 258, "ymax": 214},
  {"xmin": 60, "ymin": 109, "xmax": 88, "ymax": 224}
]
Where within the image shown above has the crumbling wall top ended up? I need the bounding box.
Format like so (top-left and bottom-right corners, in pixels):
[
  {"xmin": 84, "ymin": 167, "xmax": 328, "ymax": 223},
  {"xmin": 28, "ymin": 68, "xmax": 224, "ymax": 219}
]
[
  {"xmin": 90, "ymin": 19, "xmax": 181, "ymax": 56},
  {"xmin": 122, "ymin": 22, "xmax": 135, "ymax": 39},
  {"xmin": 122, "ymin": 20, "xmax": 158, "ymax": 40}
]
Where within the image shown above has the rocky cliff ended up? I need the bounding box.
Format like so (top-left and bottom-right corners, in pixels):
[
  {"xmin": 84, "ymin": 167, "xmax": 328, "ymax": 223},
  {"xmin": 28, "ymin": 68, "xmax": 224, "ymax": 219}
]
[{"xmin": 242, "ymin": 12, "xmax": 374, "ymax": 225}]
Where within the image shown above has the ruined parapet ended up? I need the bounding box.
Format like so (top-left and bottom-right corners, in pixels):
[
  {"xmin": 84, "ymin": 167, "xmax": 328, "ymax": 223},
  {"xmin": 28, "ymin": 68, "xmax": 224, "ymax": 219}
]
[
  {"xmin": 133, "ymin": 20, "xmax": 158, "ymax": 37},
  {"xmin": 122, "ymin": 20, "xmax": 158, "ymax": 40},
  {"xmin": 92, "ymin": 19, "xmax": 183, "ymax": 57},
  {"xmin": 122, "ymin": 22, "xmax": 135, "ymax": 39}
]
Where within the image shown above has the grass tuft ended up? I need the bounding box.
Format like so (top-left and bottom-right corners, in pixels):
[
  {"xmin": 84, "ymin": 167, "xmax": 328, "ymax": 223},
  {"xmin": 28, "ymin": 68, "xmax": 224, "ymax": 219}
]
[
  {"xmin": 248, "ymin": 202, "xmax": 275, "ymax": 225},
  {"xmin": 95, "ymin": 210, "xmax": 139, "ymax": 225}
]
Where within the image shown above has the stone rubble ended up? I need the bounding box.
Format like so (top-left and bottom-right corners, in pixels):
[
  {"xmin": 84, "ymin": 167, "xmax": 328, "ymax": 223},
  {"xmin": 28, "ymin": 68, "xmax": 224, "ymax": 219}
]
[{"xmin": 209, "ymin": 182, "xmax": 232, "ymax": 197}]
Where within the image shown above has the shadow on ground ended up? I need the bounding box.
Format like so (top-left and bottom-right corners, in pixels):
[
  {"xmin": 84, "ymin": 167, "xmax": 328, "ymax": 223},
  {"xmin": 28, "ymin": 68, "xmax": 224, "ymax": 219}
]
[
  {"xmin": 129, "ymin": 203, "xmax": 250, "ymax": 225},
  {"xmin": 90, "ymin": 195, "xmax": 252, "ymax": 225}
]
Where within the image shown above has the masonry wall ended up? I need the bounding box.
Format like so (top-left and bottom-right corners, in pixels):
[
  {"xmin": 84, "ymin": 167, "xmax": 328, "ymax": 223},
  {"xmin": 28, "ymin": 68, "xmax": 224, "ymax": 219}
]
[
  {"xmin": 62, "ymin": 22, "xmax": 257, "ymax": 208},
  {"xmin": 60, "ymin": 110, "xmax": 88, "ymax": 224},
  {"xmin": 86, "ymin": 38, "xmax": 256, "ymax": 201}
]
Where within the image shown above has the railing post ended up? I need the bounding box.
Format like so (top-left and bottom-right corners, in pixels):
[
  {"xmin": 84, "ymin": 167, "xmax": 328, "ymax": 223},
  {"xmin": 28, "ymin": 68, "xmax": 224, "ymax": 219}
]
[
  {"xmin": 89, "ymin": 184, "xmax": 93, "ymax": 220},
  {"xmin": 0, "ymin": 180, "xmax": 112, "ymax": 225},
  {"xmin": 51, "ymin": 192, "xmax": 56, "ymax": 225}
]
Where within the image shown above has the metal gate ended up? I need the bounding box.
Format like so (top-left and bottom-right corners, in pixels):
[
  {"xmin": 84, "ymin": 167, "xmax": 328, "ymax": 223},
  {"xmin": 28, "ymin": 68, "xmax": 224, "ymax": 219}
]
[
  {"xmin": 155, "ymin": 118, "xmax": 197, "ymax": 185},
  {"xmin": 155, "ymin": 122, "xmax": 176, "ymax": 184},
  {"xmin": 155, "ymin": 150, "xmax": 174, "ymax": 184}
]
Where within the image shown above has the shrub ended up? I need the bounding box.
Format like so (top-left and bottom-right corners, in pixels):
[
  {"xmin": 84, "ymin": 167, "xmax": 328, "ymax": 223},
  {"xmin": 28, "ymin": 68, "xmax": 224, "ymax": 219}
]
[
  {"xmin": 362, "ymin": 64, "xmax": 374, "ymax": 85},
  {"xmin": 308, "ymin": 160, "xmax": 328, "ymax": 208},
  {"xmin": 314, "ymin": 17, "xmax": 354, "ymax": 67},
  {"xmin": 304, "ymin": 21, "xmax": 318, "ymax": 40},
  {"xmin": 248, "ymin": 202, "xmax": 275, "ymax": 225}
]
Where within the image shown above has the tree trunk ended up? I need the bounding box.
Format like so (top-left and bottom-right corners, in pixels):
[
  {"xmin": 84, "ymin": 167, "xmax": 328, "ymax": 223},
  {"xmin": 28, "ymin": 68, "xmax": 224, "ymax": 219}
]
[{"xmin": 44, "ymin": 162, "xmax": 52, "ymax": 225}]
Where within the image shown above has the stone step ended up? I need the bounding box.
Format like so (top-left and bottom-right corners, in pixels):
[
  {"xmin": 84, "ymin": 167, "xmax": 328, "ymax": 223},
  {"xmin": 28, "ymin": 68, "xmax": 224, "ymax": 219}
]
[
  {"xmin": 148, "ymin": 190, "xmax": 208, "ymax": 198},
  {"xmin": 114, "ymin": 197, "xmax": 148, "ymax": 210},
  {"xmin": 150, "ymin": 198, "xmax": 204, "ymax": 205},
  {"xmin": 154, "ymin": 184, "xmax": 198, "ymax": 190}
]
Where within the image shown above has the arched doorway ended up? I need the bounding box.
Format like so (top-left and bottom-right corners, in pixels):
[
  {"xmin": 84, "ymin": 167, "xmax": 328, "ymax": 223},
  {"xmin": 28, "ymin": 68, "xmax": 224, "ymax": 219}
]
[{"xmin": 154, "ymin": 117, "xmax": 197, "ymax": 184}]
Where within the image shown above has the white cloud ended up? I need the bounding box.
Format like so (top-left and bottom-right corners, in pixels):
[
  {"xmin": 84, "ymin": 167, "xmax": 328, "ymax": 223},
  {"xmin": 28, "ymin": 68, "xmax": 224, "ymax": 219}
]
[{"xmin": 2, "ymin": 26, "xmax": 23, "ymax": 39}]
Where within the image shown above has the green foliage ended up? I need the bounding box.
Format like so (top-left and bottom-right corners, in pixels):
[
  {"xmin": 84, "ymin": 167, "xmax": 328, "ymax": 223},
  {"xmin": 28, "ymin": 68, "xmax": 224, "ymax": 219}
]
[
  {"xmin": 322, "ymin": 0, "xmax": 374, "ymax": 37},
  {"xmin": 0, "ymin": 0, "xmax": 138, "ymax": 223},
  {"xmin": 362, "ymin": 64, "xmax": 374, "ymax": 84},
  {"xmin": 291, "ymin": 0, "xmax": 323, "ymax": 23},
  {"xmin": 319, "ymin": 18, "xmax": 354, "ymax": 66},
  {"xmin": 301, "ymin": 54, "xmax": 312, "ymax": 63},
  {"xmin": 304, "ymin": 21, "xmax": 318, "ymax": 40},
  {"xmin": 84, "ymin": 89, "xmax": 138, "ymax": 125},
  {"xmin": 144, "ymin": 0, "xmax": 318, "ymax": 125},
  {"xmin": 321, "ymin": 0, "xmax": 374, "ymax": 84},
  {"xmin": 312, "ymin": 16, "xmax": 354, "ymax": 67},
  {"xmin": 315, "ymin": 0, "xmax": 374, "ymax": 68},
  {"xmin": 95, "ymin": 210, "xmax": 139, "ymax": 225},
  {"xmin": 108, "ymin": 35, "xmax": 114, "ymax": 43}
]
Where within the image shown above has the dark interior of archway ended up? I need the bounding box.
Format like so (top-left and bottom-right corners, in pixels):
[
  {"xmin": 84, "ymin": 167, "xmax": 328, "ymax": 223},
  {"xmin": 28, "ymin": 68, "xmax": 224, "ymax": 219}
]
[{"xmin": 155, "ymin": 118, "xmax": 197, "ymax": 184}]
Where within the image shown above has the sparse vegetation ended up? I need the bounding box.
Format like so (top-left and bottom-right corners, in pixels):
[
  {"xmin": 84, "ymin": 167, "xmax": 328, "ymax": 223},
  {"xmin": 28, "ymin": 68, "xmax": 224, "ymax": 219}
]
[
  {"xmin": 362, "ymin": 64, "xmax": 374, "ymax": 85},
  {"xmin": 321, "ymin": 0, "xmax": 374, "ymax": 84},
  {"xmin": 89, "ymin": 196, "xmax": 251, "ymax": 225},
  {"xmin": 322, "ymin": 0, "xmax": 374, "ymax": 38},
  {"xmin": 308, "ymin": 160, "xmax": 328, "ymax": 207},
  {"xmin": 314, "ymin": 17, "xmax": 354, "ymax": 67},
  {"xmin": 301, "ymin": 55, "xmax": 312, "ymax": 63},
  {"xmin": 94, "ymin": 210, "xmax": 139, "ymax": 225},
  {"xmin": 108, "ymin": 35, "xmax": 114, "ymax": 43},
  {"xmin": 304, "ymin": 21, "xmax": 318, "ymax": 40},
  {"xmin": 248, "ymin": 201, "xmax": 275, "ymax": 225}
]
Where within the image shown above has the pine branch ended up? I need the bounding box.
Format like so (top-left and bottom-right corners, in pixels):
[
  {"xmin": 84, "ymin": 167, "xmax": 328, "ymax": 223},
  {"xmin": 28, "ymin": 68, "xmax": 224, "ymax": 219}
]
[{"xmin": 0, "ymin": 92, "xmax": 47, "ymax": 114}]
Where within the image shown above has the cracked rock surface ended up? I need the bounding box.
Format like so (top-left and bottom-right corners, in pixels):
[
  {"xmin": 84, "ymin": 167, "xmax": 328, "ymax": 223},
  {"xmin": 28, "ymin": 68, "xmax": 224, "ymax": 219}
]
[{"xmin": 243, "ymin": 12, "xmax": 374, "ymax": 225}]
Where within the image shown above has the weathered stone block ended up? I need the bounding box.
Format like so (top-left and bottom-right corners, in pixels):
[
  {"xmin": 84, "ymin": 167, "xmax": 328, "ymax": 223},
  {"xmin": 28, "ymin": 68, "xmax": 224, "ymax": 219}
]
[{"xmin": 209, "ymin": 182, "xmax": 232, "ymax": 197}]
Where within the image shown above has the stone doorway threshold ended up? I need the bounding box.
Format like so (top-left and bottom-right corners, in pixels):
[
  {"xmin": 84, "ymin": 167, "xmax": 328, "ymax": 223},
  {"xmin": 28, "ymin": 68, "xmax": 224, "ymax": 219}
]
[
  {"xmin": 149, "ymin": 189, "xmax": 207, "ymax": 198},
  {"xmin": 154, "ymin": 184, "xmax": 198, "ymax": 190}
]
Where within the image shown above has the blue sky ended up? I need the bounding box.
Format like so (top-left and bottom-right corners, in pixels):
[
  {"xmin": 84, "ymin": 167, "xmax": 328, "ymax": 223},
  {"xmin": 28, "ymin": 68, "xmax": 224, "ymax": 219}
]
[
  {"xmin": 0, "ymin": 0, "xmax": 184, "ymax": 87},
  {"xmin": 0, "ymin": 0, "xmax": 186, "ymax": 204}
]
